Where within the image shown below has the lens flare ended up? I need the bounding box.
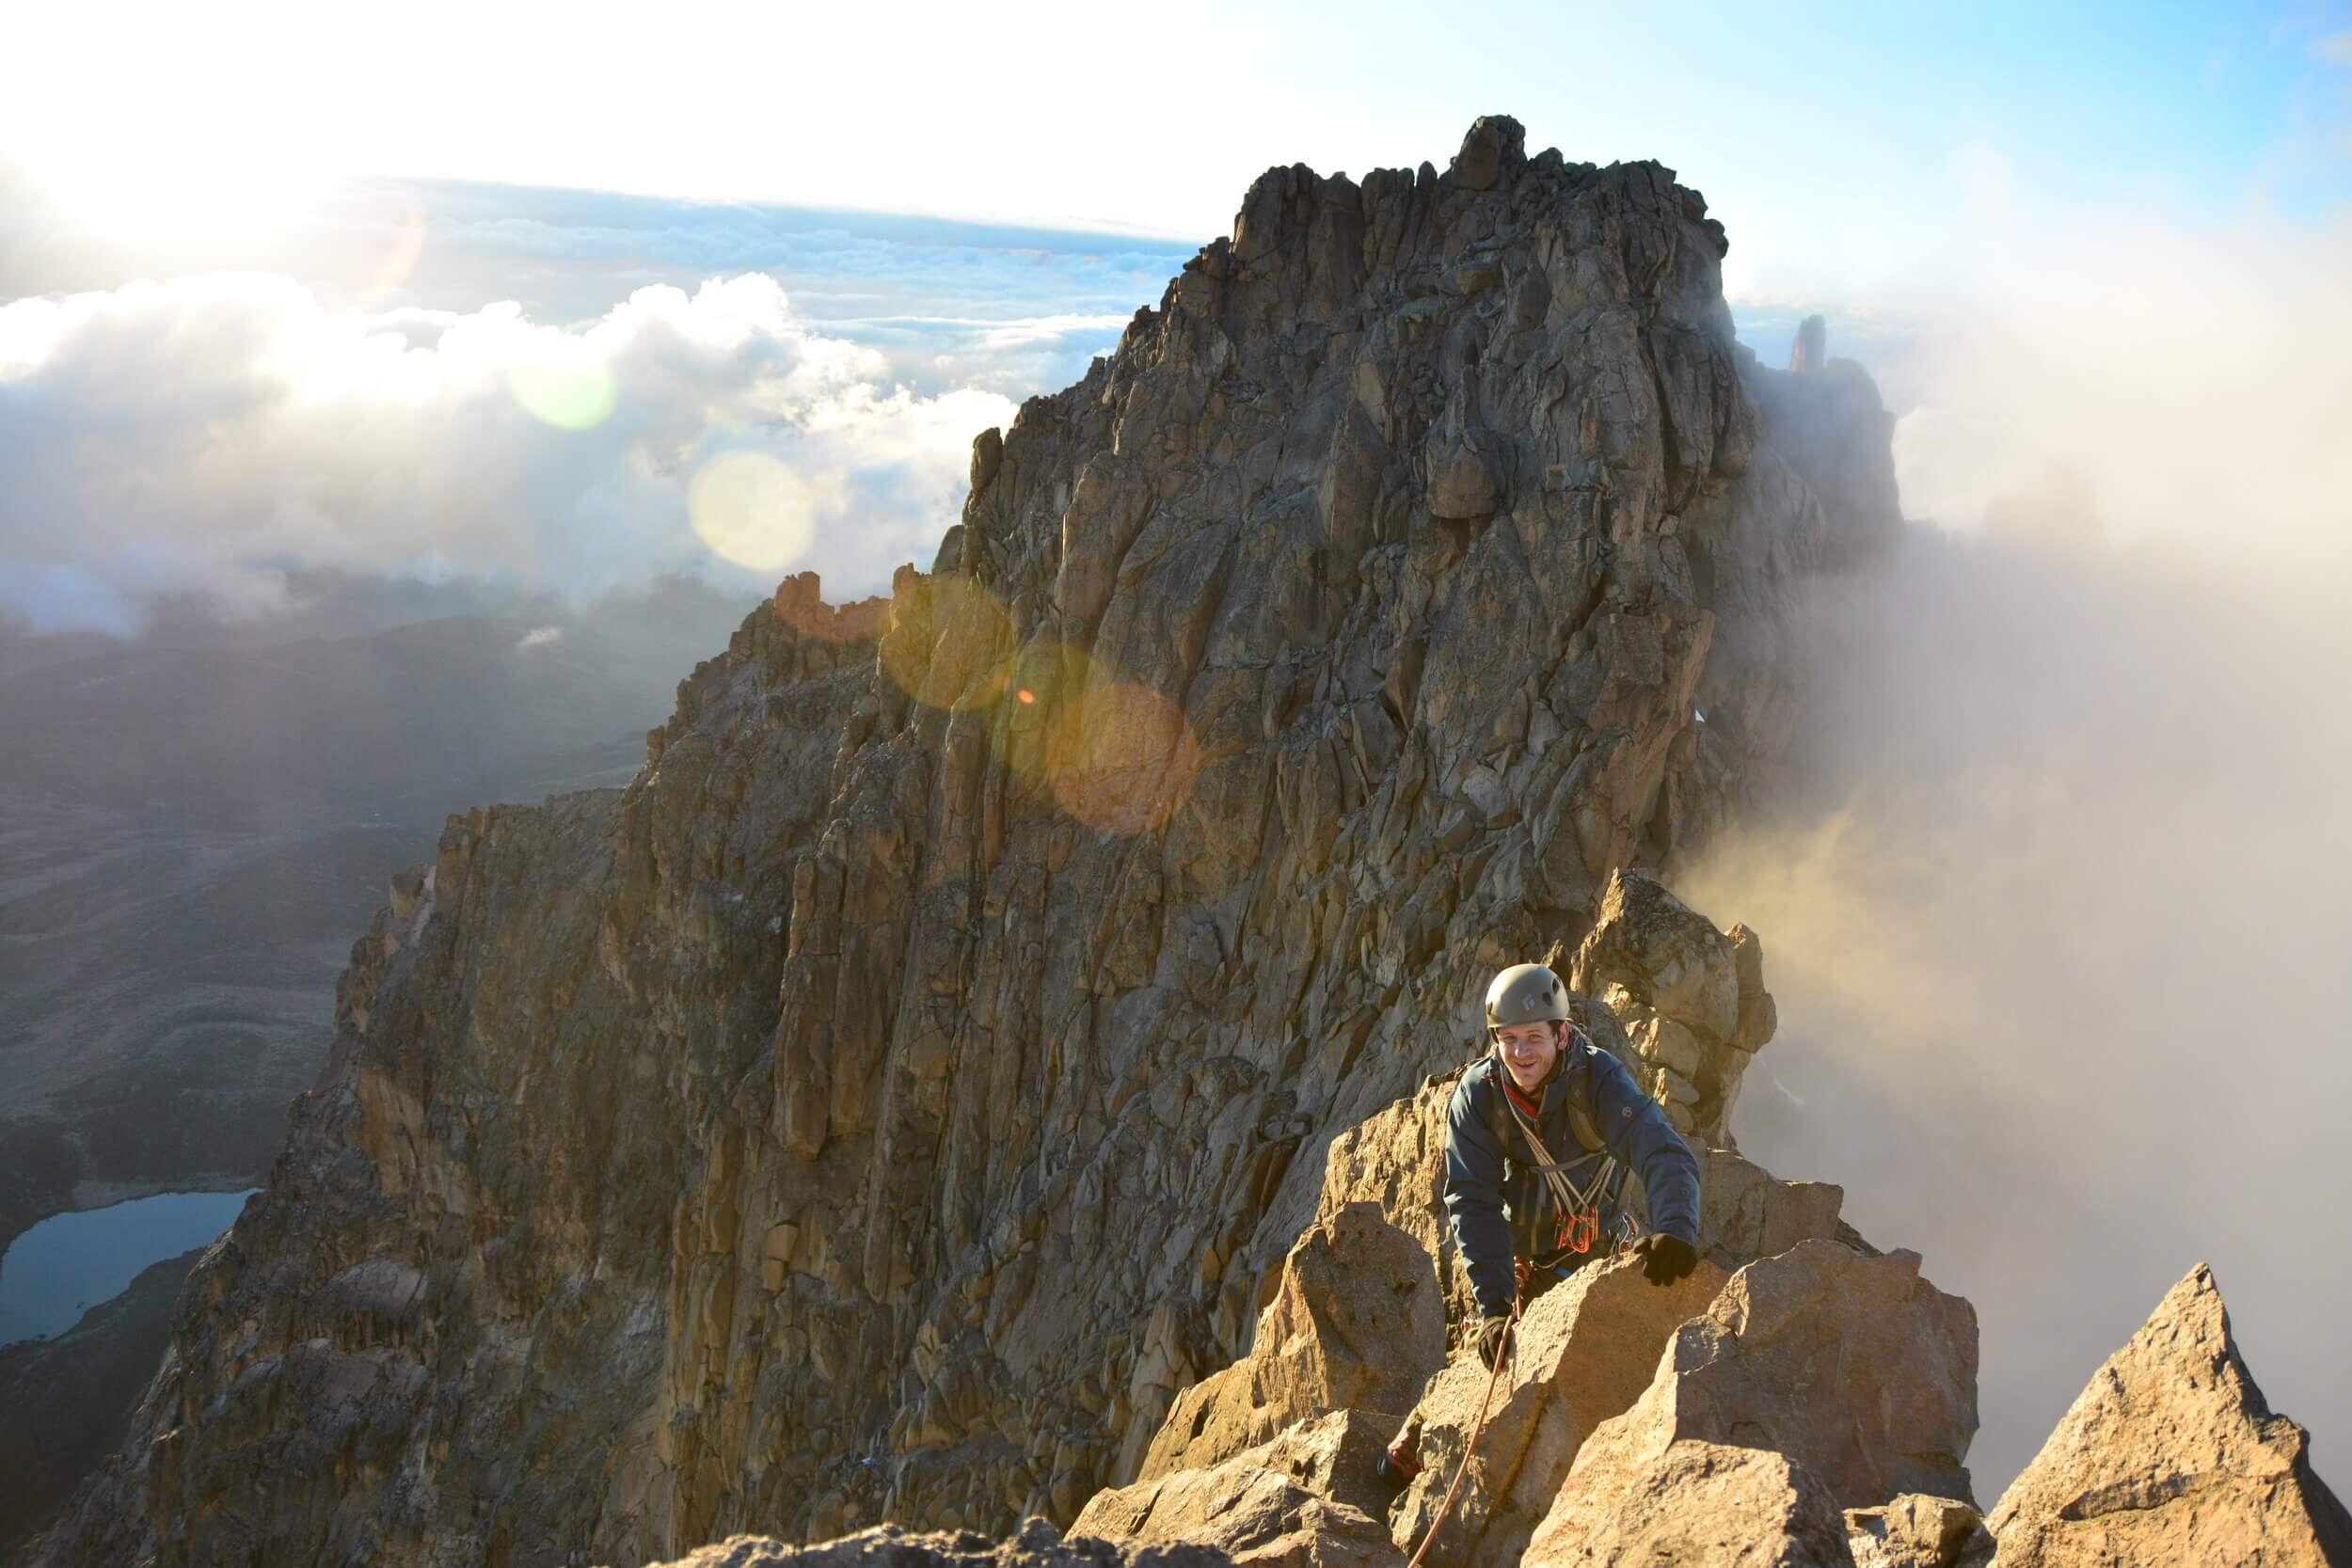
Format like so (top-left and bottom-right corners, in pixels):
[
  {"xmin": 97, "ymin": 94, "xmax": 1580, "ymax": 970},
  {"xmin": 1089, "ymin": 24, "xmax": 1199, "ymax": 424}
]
[
  {"xmin": 689, "ymin": 450, "xmax": 818, "ymax": 573},
  {"xmin": 987, "ymin": 640, "xmax": 1098, "ymax": 773},
  {"xmin": 28, "ymin": 137, "xmax": 330, "ymax": 244},
  {"xmin": 891, "ymin": 625, "xmax": 1203, "ymax": 834},
  {"xmin": 349, "ymin": 189, "xmax": 427, "ymax": 311},
  {"xmin": 1043, "ymin": 677, "xmax": 1203, "ymax": 835},
  {"xmin": 879, "ymin": 574, "xmax": 1017, "ymax": 711},
  {"xmin": 505, "ymin": 342, "xmax": 614, "ymax": 430}
]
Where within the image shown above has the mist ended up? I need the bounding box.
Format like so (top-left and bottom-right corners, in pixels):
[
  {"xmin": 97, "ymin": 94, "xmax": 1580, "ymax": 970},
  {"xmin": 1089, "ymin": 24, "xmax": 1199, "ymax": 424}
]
[{"xmin": 1687, "ymin": 208, "xmax": 2352, "ymax": 1499}]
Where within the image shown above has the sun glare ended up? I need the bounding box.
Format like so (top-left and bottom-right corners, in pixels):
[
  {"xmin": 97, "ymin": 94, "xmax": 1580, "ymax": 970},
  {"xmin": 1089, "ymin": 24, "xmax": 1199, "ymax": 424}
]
[
  {"xmin": 31, "ymin": 137, "xmax": 328, "ymax": 243},
  {"xmin": 689, "ymin": 450, "xmax": 819, "ymax": 573}
]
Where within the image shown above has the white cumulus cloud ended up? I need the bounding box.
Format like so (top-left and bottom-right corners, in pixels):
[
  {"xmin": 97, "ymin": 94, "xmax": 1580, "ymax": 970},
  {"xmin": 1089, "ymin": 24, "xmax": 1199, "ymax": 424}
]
[{"xmin": 0, "ymin": 271, "xmax": 1019, "ymax": 633}]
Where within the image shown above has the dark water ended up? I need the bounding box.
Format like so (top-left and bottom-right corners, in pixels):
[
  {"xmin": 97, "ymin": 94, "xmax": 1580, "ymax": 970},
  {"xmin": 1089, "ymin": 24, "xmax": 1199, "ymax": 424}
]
[{"xmin": 0, "ymin": 1190, "xmax": 256, "ymax": 1344}]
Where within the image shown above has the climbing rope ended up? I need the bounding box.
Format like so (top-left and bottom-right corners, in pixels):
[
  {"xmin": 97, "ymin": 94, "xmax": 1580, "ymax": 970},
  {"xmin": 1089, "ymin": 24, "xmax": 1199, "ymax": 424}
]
[{"xmin": 1401, "ymin": 1283, "xmax": 1526, "ymax": 1568}]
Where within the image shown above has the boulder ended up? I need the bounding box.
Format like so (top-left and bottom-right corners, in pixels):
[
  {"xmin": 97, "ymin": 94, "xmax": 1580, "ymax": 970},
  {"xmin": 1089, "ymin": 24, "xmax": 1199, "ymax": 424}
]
[
  {"xmin": 1311, "ymin": 1074, "xmax": 1477, "ymax": 1331},
  {"xmin": 1529, "ymin": 1239, "xmax": 1976, "ymax": 1554},
  {"xmin": 1074, "ymin": 1410, "xmax": 1403, "ymax": 1568},
  {"xmin": 1674, "ymin": 1241, "xmax": 1977, "ymax": 1507},
  {"xmin": 1138, "ymin": 1203, "xmax": 1444, "ymax": 1482},
  {"xmin": 1522, "ymin": 1440, "xmax": 1855, "ymax": 1567},
  {"xmin": 1573, "ymin": 869, "xmax": 1741, "ymax": 1043},
  {"xmin": 1621, "ymin": 1141, "xmax": 1865, "ymax": 1274},
  {"xmin": 1984, "ymin": 1261, "xmax": 2352, "ymax": 1567},
  {"xmin": 1386, "ymin": 1252, "xmax": 1730, "ymax": 1566},
  {"xmin": 1691, "ymin": 1147, "xmax": 1845, "ymax": 1267},
  {"xmin": 1846, "ymin": 1496, "xmax": 1993, "ymax": 1568}
]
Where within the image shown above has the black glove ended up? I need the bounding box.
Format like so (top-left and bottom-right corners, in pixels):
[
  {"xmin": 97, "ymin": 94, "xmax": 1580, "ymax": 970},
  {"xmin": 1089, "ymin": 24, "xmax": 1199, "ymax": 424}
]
[
  {"xmin": 1375, "ymin": 1437, "xmax": 1419, "ymax": 1495},
  {"xmin": 1631, "ymin": 1232, "xmax": 1698, "ymax": 1287},
  {"xmin": 1475, "ymin": 1315, "xmax": 1513, "ymax": 1370}
]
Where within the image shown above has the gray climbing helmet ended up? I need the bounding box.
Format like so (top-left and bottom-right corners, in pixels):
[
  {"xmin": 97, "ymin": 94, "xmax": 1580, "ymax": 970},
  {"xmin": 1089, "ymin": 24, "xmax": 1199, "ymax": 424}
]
[{"xmin": 1486, "ymin": 963, "xmax": 1570, "ymax": 1030}]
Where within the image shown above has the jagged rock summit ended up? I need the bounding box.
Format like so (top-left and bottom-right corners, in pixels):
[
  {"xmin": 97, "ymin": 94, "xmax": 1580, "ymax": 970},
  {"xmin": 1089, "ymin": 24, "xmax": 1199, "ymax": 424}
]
[
  {"xmin": 1987, "ymin": 1262, "xmax": 2352, "ymax": 1566},
  {"xmin": 1013, "ymin": 1244, "xmax": 2341, "ymax": 1568},
  {"xmin": 40, "ymin": 114, "xmax": 1908, "ymax": 1567}
]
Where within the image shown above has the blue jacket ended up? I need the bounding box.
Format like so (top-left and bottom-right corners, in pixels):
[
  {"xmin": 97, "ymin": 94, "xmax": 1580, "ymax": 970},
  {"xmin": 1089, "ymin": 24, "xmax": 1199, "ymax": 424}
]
[{"xmin": 1443, "ymin": 1033, "xmax": 1703, "ymax": 1319}]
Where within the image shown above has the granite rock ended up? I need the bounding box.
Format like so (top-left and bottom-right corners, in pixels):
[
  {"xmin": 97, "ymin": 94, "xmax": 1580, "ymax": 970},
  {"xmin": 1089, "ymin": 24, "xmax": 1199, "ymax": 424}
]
[
  {"xmin": 1985, "ymin": 1262, "xmax": 2352, "ymax": 1567},
  {"xmin": 1522, "ymin": 1440, "xmax": 1855, "ymax": 1567}
]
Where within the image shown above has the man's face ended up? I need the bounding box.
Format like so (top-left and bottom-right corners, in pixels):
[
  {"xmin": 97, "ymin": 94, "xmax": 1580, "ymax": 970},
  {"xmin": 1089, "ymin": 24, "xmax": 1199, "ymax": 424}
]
[{"xmin": 1491, "ymin": 1020, "xmax": 1564, "ymax": 1090}]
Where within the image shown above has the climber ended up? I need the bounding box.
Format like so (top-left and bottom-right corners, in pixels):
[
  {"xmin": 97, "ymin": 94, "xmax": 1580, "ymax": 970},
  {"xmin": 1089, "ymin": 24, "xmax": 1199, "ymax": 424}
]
[
  {"xmin": 1375, "ymin": 962, "xmax": 1705, "ymax": 1499},
  {"xmin": 1446, "ymin": 962, "xmax": 1702, "ymax": 1370}
]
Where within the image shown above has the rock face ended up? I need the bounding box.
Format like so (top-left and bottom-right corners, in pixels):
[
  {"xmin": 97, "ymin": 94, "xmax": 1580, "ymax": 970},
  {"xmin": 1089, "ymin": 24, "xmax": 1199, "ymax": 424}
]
[
  {"xmin": 1523, "ymin": 1440, "xmax": 1855, "ymax": 1568},
  {"xmin": 1985, "ymin": 1262, "xmax": 2352, "ymax": 1567},
  {"xmin": 1383, "ymin": 1253, "xmax": 1729, "ymax": 1567},
  {"xmin": 1074, "ymin": 1410, "xmax": 1403, "ymax": 1568},
  {"xmin": 38, "ymin": 116, "xmax": 1903, "ymax": 1568},
  {"xmin": 1788, "ymin": 315, "xmax": 1827, "ymax": 374},
  {"xmin": 1133, "ymin": 1203, "xmax": 1444, "ymax": 1485},
  {"xmin": 1740, "ymin": 317, "xmax": 1898, "ymax": 570},
  {"xmin": 1567, "ymin": 866, "xmax": 1778, "ymax": 1144},
  {"xmin": 1523, "ymin": 1240, "xmax": 1977, "ymax": 1564}
]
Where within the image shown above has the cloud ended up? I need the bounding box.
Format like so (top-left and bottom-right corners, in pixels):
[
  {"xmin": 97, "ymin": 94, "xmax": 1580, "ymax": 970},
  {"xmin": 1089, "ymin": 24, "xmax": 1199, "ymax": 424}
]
[
  {"xmin": 1683, "ymin": 524, "xmax": 2351, "ymax": 1499},
  {"xmin": 1884, "ymin": 211, "xmax": 2352, "ymax": 568},
  {"xmin": 515, "ymin": 625, "xmax": 562, "ymax": 650},
  {"xmin": 0, "ymin": 271, "xmax": 1020, "ymax": 633},
  {"xmin": 395, "ymin": 187, "xmax": 1181, "ymax": 396},
  {"xmin": 1680, "ymin": 193, "xmax": 2352, "ymax": 1497},
  {"xmin": 0, "ymin": 166, "xmax": 1193, "ymax": 402}
]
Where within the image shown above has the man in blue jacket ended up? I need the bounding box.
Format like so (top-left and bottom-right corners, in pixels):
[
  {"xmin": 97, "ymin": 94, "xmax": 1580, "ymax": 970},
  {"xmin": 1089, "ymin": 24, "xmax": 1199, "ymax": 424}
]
[{"xmin": 1445, "ymin": 962, "xmax": 1703, "ymax": 1370}]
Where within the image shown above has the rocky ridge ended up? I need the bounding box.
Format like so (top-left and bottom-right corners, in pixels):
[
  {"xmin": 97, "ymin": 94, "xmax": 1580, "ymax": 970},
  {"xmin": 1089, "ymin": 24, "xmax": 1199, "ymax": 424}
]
[
  {"xmin": 1060, "ymin": 1230, "xmax": 2343, "ymax": 1567},
  {"xmin": 41, "ymin": 114, "xmax": 1957, "ymax": 1567},
  {"xmin": 636, "ymin": 1234, "xmax": 2342, "ymax": 1566}
]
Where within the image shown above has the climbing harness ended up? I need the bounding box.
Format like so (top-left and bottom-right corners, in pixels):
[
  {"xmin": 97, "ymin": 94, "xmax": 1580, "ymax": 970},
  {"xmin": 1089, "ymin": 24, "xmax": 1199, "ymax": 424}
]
[{"xmin": 1490, "ymin": 1045, "xmax": 1638, "ymax": 1269}]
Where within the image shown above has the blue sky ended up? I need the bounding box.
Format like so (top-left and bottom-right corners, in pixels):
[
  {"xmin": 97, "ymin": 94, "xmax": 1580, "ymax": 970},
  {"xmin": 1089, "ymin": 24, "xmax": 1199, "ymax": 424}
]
[{"xmin": 6, "ymin": 2, "xmax": 2346, "ymax": 249}]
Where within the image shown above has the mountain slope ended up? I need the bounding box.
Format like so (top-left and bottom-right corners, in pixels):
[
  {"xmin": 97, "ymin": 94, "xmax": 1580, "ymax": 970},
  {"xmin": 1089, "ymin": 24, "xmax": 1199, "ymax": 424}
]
[{"xmin": 35, "ymin": 116, "xmax": 1895, "ymax": 1567}]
